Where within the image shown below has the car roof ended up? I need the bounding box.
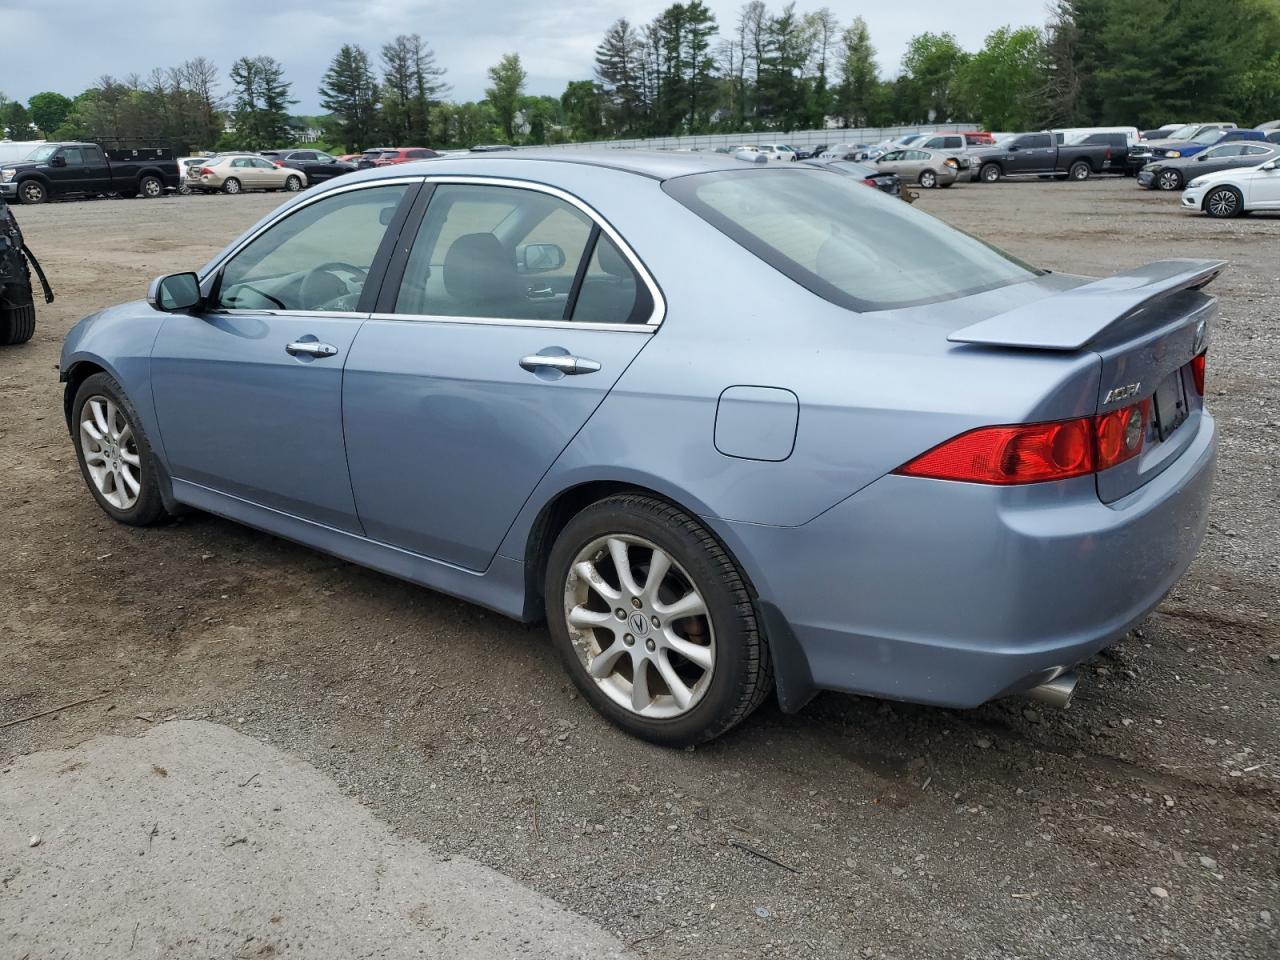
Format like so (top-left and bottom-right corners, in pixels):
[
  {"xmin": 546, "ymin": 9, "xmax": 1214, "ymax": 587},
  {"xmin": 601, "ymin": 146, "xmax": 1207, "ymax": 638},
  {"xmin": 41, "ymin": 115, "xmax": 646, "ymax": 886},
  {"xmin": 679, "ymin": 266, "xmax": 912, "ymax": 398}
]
[{"xmin": 428, "ymin": 149, "xmax": 751, "ymax": 181}]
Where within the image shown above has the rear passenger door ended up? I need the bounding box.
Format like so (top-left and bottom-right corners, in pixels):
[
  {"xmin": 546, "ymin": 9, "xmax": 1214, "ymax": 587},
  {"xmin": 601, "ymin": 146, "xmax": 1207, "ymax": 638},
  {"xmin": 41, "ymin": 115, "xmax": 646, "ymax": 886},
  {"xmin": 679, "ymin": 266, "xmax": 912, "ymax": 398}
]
[{"xmin": 342, "ymin": 179, "xmax": 660, "ymax": 570}]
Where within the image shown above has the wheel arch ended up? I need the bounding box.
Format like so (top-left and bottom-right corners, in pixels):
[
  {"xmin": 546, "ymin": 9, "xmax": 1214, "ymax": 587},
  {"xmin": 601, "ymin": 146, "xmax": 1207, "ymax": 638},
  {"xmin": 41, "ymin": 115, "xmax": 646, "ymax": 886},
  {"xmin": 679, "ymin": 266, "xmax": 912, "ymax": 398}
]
[{"xmin": 520, "ymin": 478, "xmax": 817, "ymax": 714}]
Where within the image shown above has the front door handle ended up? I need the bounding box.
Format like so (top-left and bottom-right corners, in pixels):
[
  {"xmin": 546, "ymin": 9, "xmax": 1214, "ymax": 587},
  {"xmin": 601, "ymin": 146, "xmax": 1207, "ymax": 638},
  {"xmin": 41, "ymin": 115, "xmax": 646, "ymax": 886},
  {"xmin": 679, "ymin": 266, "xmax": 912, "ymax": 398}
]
[
  {"xmin": 286, "ymin": 341, "xmax": 339, "ymax": 358},
  {"xmin": 519, "ymin": 354, "xmax": 602, "ymax": 375}
]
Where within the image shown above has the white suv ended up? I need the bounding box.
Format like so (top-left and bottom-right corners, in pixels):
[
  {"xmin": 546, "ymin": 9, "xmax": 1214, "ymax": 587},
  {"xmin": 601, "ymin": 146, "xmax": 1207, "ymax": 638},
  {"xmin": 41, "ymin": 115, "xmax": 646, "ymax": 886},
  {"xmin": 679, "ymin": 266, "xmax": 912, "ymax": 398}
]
[{"xmin": 755, "ymin": 144, "xmax": 798, "ymax": 162}]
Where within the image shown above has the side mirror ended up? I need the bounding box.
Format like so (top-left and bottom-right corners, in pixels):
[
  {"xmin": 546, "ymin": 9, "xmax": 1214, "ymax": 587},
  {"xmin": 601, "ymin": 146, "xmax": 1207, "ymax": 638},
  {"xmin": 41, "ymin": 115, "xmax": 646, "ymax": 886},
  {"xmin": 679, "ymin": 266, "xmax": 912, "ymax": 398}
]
[
  {"xmin": 147, "ymin": 272, "xmax": 202, "ymax": 312},
  {"xmin": 518, "ymin": 243, "xmax": 566, "ymax": 273},
  {"xmin": 1196, "ymin": 154, "xmax": 1207, "ymax": 161},
  {"xmin": 49, "ymin": 155, "xmax": 67, "ymax": 168},
  {"xmin": 1008, "ymin": 144, "xmax": 1021, "ymax": 152},
  {"xmin": 1262, "ymin": 160, "xmax": 1278, "ymax": 171}
]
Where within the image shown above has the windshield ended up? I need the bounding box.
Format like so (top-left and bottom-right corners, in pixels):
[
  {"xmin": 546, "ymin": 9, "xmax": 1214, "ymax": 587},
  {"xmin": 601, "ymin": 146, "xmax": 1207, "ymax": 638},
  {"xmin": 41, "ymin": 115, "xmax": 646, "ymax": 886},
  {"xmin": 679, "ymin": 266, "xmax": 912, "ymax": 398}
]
[
  {"xmin": 1167, "ymin": 124, "xmax": 1200, "ymax": 141},
  {"xmin": 1192, "ymin": 131, "xmax": 1223, "ymax": 145},
  {"xmin": 25, "ymin": 145, "xmax": 58, "ymax": 162},
  {"xmin": 664, "ymin": 168, "xmax": 1039, "ymax": 311}
]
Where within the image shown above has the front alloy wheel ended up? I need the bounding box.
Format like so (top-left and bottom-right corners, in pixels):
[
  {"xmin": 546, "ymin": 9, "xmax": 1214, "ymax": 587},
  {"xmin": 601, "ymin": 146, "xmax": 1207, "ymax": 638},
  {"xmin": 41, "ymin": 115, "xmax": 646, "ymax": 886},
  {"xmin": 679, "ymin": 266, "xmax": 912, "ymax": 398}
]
[
  {"xmin": 1205, "ymin": 187, "xmax": 1242, "ymax": 218},
  {"xmin": 1157, "ymin": 169, "xmax": 1182, "ymax": 191},
  {"xmin": 545, "ymin": 494, "xmax": 773, "ymax": 745},
  {"xmin": 72, "ymin": 372, "xmax": 169, "ymax": 526}
]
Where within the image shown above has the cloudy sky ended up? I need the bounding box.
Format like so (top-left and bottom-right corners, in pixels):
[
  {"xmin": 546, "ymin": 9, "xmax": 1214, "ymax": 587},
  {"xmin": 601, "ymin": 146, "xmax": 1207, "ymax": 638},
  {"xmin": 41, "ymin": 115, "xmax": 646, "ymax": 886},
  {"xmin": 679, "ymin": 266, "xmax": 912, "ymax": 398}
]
[{"xmin": 3, "ymin": 0, "xmax": 1046, "ymax": 113}]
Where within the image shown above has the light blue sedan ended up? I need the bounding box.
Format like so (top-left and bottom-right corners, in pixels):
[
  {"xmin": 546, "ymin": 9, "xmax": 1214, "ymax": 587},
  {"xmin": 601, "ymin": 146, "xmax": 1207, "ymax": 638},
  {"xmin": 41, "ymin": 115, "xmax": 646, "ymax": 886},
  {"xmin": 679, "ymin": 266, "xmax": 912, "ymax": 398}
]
[{"xmin": 60, "ymin": 152, "xmax": 1219, "ymax": 744}]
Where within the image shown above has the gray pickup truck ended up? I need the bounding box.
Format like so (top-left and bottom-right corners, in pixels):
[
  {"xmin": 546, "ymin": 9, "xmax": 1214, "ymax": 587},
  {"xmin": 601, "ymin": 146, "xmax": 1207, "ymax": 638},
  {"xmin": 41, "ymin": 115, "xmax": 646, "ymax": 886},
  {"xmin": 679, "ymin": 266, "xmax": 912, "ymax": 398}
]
[{"xmin": 973, "ymin": 132, "xmax": 1116, "ymax": 182}]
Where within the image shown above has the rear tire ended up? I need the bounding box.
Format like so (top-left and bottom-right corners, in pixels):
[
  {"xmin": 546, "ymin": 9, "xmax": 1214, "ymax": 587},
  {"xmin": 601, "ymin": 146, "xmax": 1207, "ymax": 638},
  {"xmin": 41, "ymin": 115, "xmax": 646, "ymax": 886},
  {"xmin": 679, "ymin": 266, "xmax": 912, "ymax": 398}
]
[
  {"xmin": 0, "ymin": 301, "xmax": 35, "ymax": 345},
  {"xmin": 980, "ymin": 163, "xmax": 1001, "ymax": 183},
  {"xmin": 1069, "ymin": 161, "xmax": 1091, "ymax": 181},
  {"xmin": 139, "ymin": 175, "xmax": 163, "ymax": 198},
  {"xmin": 284, "ymin": 175, "xmax": 303, "ymax": 192},
  {"xmin": 222, "ymin": 178, "xmax": 242, "ymax": 195},
  {"xmin": 1204, "ymin": 186, "xmax": 1243, "ymax": 218},
  {"xmin": 544, "ymin": 493, "xmax": 773, "ymax": 746}
]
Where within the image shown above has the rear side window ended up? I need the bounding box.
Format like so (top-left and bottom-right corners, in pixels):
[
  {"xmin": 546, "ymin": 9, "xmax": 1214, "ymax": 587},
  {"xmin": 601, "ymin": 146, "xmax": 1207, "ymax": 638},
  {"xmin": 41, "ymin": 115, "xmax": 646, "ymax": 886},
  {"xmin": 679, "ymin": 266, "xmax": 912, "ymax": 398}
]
[{"xmin": 664, "ymin": 168, "xmax": 1038, "ymax": 311}]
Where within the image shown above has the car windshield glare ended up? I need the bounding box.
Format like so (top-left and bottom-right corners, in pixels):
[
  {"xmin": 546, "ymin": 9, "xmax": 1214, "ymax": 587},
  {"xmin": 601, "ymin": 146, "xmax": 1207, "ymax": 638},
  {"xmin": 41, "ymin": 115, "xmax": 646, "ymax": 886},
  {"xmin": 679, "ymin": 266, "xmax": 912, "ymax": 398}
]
[
  {"xmin": 1168, "ymin": 124, "xmax": 1200, "ymax": 141},
  {"xmin": 27, "ymin": 145, "xmax": 59, "ymax": 162},
  {"xmin": 664, "ymin": 168, "xmax": 1038, "ymax": 311},
  {"xmin": 1192, "ymin": 131, "xmax": 1222, "ymax": 144}
]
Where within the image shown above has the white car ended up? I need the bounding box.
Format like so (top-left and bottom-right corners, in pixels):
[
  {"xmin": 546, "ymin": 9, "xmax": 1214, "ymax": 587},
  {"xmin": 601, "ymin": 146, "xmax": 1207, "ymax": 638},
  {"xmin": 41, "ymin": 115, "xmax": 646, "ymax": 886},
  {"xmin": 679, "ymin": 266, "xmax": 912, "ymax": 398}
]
[
  {"xmin": 755, "ymin": 144, "xmax": 797, "ymax": 162},
  {"xmin": 1181, "ymin": 157, "xmax": 1280, "ymax": 217}
]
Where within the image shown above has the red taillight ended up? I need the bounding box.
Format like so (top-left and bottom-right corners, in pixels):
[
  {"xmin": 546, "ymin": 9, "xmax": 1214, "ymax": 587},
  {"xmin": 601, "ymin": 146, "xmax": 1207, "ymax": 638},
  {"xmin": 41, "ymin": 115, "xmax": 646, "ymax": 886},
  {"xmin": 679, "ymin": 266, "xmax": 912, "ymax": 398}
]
[
  {"xmin": 1095, "ymin": 398, "xmax": 1149, "ymax": 471},
  {"xmin": 1191, "ymin": 353, "xmax": 1206, "ymax": 395},
  {"xmin": 199, "ymin": 167, "xmax": 214, "ymax": 176},
  {"xmin": 896, "ymin": 398, "xmax": 1151, "ymax": 485},
  {"xmin": 862, "ymin": 177, "xmax": 877, "ymax": 188},
  {"xmin": 272, "ymin": 160, "xmax": 284, "ymax": 167}
]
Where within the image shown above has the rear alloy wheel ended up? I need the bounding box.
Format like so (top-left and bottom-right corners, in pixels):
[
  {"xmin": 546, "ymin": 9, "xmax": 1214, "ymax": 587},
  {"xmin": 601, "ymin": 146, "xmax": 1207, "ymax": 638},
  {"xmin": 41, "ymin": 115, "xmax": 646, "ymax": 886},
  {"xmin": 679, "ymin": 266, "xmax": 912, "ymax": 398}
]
[
  {"xmin": 546, "ymin": 494, "xmax": 773, "ymax": 746},
  {"xmin": 1069, "ymin": 161, "xmax": 1091, "ymax": 181},
  {"xmin": 919, "ymin": 169, "xmax": 938, "ymax": 189},
  {"xmin": 18, "ymin": 180, "xmax": 46, "ymax": 204},
  {"xmin": 72, "ymin": 373, "xmax": 169, "ymax": 526},
  {"xmin": 285, "ymin": 175, "xmax": 303, "ymax": 192},
  {"xmin": 1157, "ymin": 169, "xmax": 1182, "ymax": 191},
  {"xmin": 1204, "ymin": 186, "xmax": 1243, "ymax": 219},
  {"xmin": 222, "ymin": 177, "xmax": 242, "ymax": 195},
  {"xmin": 980, "ymin": 163, "xmax": 1001, "ymax": 183},
  {"xmin": 139, "ymin": 175, "xmax": 163, "ymax": 198}
]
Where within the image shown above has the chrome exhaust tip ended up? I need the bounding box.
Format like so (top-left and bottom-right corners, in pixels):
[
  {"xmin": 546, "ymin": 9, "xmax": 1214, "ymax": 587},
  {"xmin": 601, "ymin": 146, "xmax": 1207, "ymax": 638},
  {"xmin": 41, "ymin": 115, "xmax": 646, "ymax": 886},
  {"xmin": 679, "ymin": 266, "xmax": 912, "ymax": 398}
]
[{"xmin": 1026, "ymin": 671, "xmax": 1078, "ymax": 709}]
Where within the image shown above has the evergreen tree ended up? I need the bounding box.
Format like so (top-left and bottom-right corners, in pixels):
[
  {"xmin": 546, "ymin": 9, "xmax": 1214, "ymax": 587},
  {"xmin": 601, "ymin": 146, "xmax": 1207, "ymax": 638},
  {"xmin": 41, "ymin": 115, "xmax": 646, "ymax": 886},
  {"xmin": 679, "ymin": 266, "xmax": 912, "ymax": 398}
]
[
  {"xmin": 833, "ymin": 16, "xmax": 876, "ymax": 127},
  {"xmin": 382, "ymin": 34, "xmax": 448, "ymax": 145},
  {"xmin": 319, "ymin": 45, "xmax": 380, "ymax": 151},
  {"xmin": 595, "ymin": 19, "xmax": 645, "ymax": 135},
  {"xmin": 229, "ymin": 56, "xmax": 295, "ymax": 150}
]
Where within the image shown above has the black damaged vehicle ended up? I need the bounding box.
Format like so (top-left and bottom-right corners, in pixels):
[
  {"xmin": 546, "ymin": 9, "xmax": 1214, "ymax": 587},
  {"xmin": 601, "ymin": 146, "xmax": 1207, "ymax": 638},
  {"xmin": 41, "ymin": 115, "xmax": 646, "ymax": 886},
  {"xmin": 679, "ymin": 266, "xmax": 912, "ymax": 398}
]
[{"xmin": 0, "ymin": 196, "xmax": 53, "ymax": 345}]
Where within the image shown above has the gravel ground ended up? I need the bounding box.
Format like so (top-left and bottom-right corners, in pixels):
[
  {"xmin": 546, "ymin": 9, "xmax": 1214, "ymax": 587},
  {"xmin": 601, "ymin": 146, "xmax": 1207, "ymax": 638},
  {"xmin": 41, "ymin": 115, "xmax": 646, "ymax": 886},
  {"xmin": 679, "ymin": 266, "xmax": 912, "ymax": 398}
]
[{"xmin": 1, "ymin": 176, "xmax": 1277, "ymax": 959}]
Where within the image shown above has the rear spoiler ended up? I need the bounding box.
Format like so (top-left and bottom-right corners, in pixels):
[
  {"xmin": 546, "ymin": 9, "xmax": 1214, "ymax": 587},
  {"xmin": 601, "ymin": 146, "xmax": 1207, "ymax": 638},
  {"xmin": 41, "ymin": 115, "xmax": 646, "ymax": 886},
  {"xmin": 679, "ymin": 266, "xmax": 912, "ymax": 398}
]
[{"xmin": 949, "ymin": 259, "xmax": 1227, "ymax": 351}]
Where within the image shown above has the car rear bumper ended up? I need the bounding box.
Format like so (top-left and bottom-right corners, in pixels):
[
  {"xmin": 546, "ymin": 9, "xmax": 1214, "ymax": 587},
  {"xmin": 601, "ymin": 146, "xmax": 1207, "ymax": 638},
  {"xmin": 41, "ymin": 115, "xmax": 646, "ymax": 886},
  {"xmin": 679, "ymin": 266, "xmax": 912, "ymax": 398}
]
[{"xmin": 714, "ymin": 410, "xmax": 1216, "ymax": 710}]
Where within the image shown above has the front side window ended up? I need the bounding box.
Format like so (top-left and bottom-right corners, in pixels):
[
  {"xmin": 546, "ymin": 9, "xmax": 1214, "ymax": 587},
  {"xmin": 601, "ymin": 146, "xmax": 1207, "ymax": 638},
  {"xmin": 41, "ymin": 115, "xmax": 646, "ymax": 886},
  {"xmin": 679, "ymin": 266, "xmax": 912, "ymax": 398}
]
[
  {"xmin": 1023, "ymin": 134, "xmax": 1052, "ymax": 148},
  {"xmin": 394, "ymin": 184, "xmax": 650, "ymax": 324},
  {"xmin": 664, "ymin": 168, "xmax": 1039, "ymax": 311},
  {"xmin": 216, "ymin": 184, "xmax": 408, "ymax": 312}
]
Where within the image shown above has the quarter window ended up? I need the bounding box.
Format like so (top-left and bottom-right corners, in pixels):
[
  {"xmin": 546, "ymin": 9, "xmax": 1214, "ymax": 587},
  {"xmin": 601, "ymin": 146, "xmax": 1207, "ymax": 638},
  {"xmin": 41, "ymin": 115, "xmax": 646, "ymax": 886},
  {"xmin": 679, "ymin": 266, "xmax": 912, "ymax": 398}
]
[
  {"xmin": 216, "ymin": 184, "xmax": 409, "ymax": 312},
  {"xmin": 394, "ymin": 184, "xmax": 649, "ymax": 324}
]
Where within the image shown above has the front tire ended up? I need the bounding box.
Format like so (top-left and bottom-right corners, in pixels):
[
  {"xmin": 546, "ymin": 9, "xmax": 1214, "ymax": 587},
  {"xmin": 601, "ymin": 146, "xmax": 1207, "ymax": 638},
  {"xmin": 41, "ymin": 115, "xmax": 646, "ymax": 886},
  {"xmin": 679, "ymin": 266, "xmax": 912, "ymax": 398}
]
[
  {"xmin": 1204, "ymin": 186, "xmax": 1243, "ymax": 218},
  {"xmin": 18, "ymin": 180, "xmax": 46, "ymax": 204},
  {"xmin": 71, "ymin": 373, "xmax": 170, "ymax": 526},
  {"xmin": 1156, "ymin": 169, "xmax": 1183, "ymax": 191},
  {"xmin": 222, "ymin": 178, "xmax": 242, "ymax": 195},
  {"xmin": 545, "ymin": 494, "xmax": 773, "ymax": 746},
  {"xmin": 980, "ymin": 163, "xmax": 1001, "ymax": 183},
  {"xmin": 919, "ymin": 169, "xmax": 938, "ymax": 189}
]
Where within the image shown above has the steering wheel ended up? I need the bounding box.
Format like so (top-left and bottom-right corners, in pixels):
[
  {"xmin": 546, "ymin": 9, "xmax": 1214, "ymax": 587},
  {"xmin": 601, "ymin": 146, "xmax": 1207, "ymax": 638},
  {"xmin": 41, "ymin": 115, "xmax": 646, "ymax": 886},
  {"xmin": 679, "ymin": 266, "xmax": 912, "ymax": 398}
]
[{"xmin": 299, "ymin": 261, "xmax": 369, "ymax": 310}]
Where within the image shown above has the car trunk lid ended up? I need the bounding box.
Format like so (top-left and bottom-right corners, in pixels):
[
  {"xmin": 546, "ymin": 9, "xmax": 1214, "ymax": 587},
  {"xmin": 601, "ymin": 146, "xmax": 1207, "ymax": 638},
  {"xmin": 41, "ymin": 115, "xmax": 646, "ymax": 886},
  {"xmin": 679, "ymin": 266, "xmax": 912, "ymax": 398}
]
[{"xmin": 948, "ymin": 259, "xmax": 1224, "ymax": 502}]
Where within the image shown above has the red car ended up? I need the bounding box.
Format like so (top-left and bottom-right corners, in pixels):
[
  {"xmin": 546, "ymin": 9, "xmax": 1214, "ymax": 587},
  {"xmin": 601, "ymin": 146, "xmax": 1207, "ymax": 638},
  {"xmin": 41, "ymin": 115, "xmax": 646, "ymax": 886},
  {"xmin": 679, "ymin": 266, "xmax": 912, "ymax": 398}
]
[{"xmin": 371, "ymin": 147, "xmax": 440, "ymax": 166}]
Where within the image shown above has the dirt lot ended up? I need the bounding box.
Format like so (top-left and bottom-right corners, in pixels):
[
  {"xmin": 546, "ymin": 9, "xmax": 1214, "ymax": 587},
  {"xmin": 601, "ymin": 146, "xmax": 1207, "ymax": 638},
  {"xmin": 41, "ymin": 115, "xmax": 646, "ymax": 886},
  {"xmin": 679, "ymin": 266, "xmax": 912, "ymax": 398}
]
[{"xmin": 2, "ymin": 177, "xmax": 1277, "ymax": 959}]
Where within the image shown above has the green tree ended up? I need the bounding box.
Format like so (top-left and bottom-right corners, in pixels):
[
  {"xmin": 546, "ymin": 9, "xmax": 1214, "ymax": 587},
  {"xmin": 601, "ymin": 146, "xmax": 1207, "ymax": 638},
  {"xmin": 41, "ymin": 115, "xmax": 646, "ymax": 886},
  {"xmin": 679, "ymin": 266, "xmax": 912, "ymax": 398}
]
[
  {"xmin": 485, "ymin": 53, "xmax": 526, "ymax": 141},
  {"xmin": 2, "ymin": 101, "xmax": 33, "ymax": 140},
  {"xmin": 955, "ymin": 26, "xmax": 1048, "ymax": 130},
  {"xmin": 381, "ymin": 34, "xmax": 449, "ymax": 146},
  {"xmin": 319, "ymin": 44, "xmax": 380, "ymax": 151},
  {"xmin": 832, "ymin": 16, "xmax": 877, "ymax": 127},
  {"xmin": 899, "ymin": 32, "xmax": 969, "ymax": 122},
  {"xmin": 28, "ymin": 92, "xmax": 74, "ymax": 137},
  {"xmin": 595, "ymin": 19, "xmax": 646, "ymax": 136},
  {"xmin": 228, "ymin": 56, "xmax": 295, "ymax": 150}
]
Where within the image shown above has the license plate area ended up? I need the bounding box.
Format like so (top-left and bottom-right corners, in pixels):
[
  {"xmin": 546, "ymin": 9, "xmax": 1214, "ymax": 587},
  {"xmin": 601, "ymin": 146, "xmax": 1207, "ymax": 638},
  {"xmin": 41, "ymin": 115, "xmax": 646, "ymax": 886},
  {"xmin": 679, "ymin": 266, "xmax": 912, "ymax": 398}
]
[{"xmin": 1153, "ymin": 369, "xmax": 1188, "ymax": 441}]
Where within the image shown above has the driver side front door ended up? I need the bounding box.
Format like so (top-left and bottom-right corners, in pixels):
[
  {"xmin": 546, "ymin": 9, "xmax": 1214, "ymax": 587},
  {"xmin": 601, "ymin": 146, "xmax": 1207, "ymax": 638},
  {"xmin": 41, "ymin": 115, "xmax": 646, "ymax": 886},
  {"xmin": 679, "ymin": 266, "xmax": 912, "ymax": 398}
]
[{"xmin": 150, "ymin": 181, "xmax": 417, "ymax": 532}]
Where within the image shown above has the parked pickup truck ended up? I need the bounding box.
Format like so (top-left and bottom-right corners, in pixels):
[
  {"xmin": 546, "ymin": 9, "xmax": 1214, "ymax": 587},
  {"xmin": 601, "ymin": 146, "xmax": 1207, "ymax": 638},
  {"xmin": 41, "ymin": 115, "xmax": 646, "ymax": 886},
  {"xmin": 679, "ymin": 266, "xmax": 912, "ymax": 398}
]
[
  {"xmin": 0, "ymin": 142, "xmax": 180, "ymax": 204},
  {"xmin": 973, "ymin": 132, "xmax": 1115, "ymax": 182}
]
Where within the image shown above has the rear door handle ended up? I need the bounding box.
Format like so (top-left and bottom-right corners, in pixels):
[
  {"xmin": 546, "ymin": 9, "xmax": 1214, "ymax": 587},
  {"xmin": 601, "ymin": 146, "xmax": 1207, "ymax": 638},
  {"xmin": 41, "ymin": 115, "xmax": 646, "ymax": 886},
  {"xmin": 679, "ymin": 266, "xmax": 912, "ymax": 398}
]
[
  {"xmin": 519, "ymin": 354, "xmax": 602, "ymax": 375},
  {"xmin": 286, "ymin": 341, "xmax": 339, "ymax": 358}
]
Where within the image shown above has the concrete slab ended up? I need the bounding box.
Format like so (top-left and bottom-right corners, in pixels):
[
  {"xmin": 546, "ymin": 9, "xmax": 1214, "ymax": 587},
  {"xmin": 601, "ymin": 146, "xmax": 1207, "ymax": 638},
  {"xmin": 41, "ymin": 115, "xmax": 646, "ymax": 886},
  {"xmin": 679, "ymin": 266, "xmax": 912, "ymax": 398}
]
[{"xmin": 0, "ymin": 721, "xmax": 634, "ymax": 959}]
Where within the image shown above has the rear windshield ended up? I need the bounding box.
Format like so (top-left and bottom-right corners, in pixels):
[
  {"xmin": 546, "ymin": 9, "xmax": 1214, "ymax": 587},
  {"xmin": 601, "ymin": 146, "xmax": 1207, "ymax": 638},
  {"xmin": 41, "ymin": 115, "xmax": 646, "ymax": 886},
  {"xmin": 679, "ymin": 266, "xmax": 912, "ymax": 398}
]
[{"xmin": 663, "ymin": 168, "xmax": 1038, "ymax": 311}]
